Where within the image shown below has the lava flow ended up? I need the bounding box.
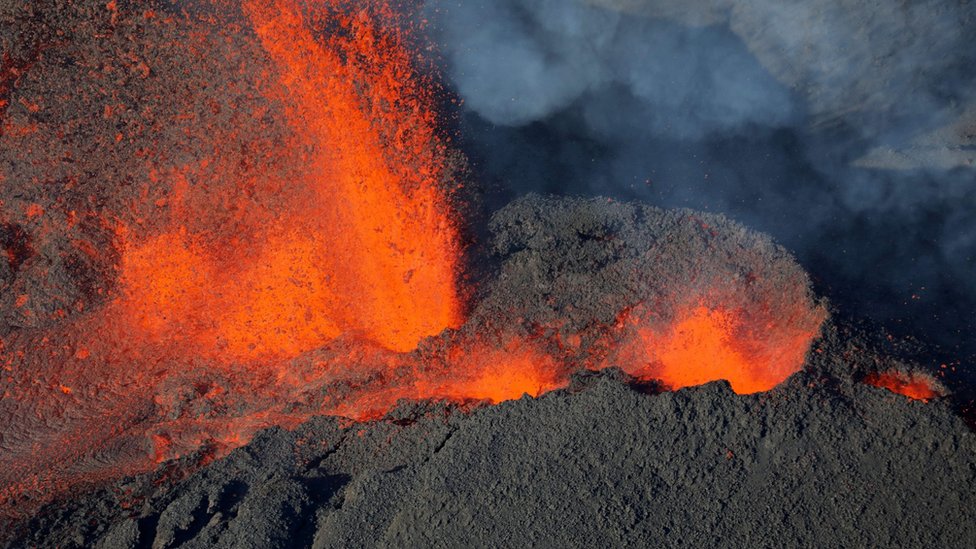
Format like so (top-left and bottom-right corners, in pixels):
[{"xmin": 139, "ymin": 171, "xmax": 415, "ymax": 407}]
[
  {"xmin": 865, "ymin": 370, "xmax": 943, "ymax": 401},
  {"xmin": 0, "ymin": 0, "xmax": 827, "ymax": 526}
]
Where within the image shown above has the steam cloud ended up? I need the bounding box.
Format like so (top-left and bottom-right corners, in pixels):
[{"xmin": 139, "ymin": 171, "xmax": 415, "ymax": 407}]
[{"xmin": 423, "ymin": 0, "xmax": 976, "ymax": 363}]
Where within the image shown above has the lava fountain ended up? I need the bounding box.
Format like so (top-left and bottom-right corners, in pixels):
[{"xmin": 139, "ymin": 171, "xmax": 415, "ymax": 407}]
[
  {"xmin": 0, "ymin": 0, "xmax": 827, "ymax": 528},
  {"xmin": 119, "ymin": 0, "xmax": 462, "ymax": 360}
]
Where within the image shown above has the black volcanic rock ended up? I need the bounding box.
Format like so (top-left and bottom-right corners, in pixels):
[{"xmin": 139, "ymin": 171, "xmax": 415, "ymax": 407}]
[
  {"xmin": 9, "ymin": 197, "xmax": 974, "ymax": 548},
  {"xmin": 12, "ymin": 367, "xmax": 975, "ymax": 548},
  {"xmin": 463, "ymin": 195, "xmax": 826, "ymax": 355}
]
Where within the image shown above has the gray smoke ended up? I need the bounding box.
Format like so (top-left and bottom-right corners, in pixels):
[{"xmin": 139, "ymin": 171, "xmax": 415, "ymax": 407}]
[
  {"xmin": 430, "ymin": 0, "xmax": 796, "ymax": 136},
  {"xmin": 424, "ymin": 0, "xmax": 976, "ymax": 359},
  {"xmin": 429, "ymin": 0, "xmax": 973, "ymax": 143}
]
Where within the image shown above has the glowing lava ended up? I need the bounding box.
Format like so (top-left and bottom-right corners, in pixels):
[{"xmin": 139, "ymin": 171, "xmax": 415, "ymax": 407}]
[
  {"xmin": 242, "ymin": 0, "xmax": 461, "ymax": 353},
  {"xmin": 0, "ymin": 0, "xmax": 831, "ymax": 530},
  {"xmin": 865, "ymin": 371, "xmax": 942, "ymax": 401},
  {"xmin": 1, "ymin": 0, "xmax": 467, "ymax": 524},
  {"xmin": 425, "ymin": 338, "xmax": 563, "ymax": 404},
  {"xmin": 615, "ymin": 301, "xmax": 826, "ymax": 394},
  {"xmin": 118, "ymin": 0, "xmax": 462, "ymax": 360}
]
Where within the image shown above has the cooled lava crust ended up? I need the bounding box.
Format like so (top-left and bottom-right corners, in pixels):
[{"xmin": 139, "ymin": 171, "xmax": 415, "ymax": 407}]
[{"xmin": 8, "ymin": 195, "xmax": 976, "ymax": 548}]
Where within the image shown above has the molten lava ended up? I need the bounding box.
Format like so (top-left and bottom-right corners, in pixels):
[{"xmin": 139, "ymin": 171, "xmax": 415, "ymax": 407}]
[
  {"xmin": 118, "ymin": 0, "xmax": 461, "ymax": 360},
  {"xmin": 241, "ymin": 0, "xmax": 461, "ymax": 353},
  {"xmin": 427, "ymin": 338, "xmax": 562, "ymax": 404},
  {"xmin": 614, "ymin": 300, "xmax": 826, "ymax": 394},
  {"xmin": 865, "ymin": 371, "xmax": 942, "ymax": 401},
  {"xmin": 0, "ymin": 0, "xmax": 829, "ymax": 528}
]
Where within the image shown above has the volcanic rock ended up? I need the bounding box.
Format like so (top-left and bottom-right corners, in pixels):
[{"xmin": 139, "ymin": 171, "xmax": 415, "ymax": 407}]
[
  {"xmin": 8, "ymin": 196, "xmax": 975, "ymax": 548},
  {"xmin": 12, "ymin": 369, "xmax": 975, "ymax": 548}
]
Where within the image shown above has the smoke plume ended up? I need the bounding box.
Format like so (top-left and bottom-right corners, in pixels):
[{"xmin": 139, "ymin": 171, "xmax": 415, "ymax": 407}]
[{"xmin": 423, "ymin": 0, "xmax": 976, "ymax": 366}]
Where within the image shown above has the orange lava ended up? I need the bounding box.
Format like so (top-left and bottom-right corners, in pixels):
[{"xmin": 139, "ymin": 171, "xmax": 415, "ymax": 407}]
[
  {"xmin": 616, "ymin": 302, "xmax": 825, "ymax": 394},
  {"xmin": 2, "ymin": 1, "xmax": 469, "ymax": 522},
  {"xmin": 319, "ymin": 337, "xmax": 563, "ymax": 421},
  {"xmin": 242, "ymin": 0, "xmax": 461, "ymax": 353},
  {"xmin": 426, "ymin": 339, "xmax": 562, "ymax": 404},
  {"xmin": 117, "ymin": 0, "xmax": 461, "ymax": 360},
  {"xmin": 865, "ymin": 371, "xmax": 942, "ymax": 401},
  {"xmin": 0, "ymin": 0, "xmax": 831, "ymax": 527}
]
